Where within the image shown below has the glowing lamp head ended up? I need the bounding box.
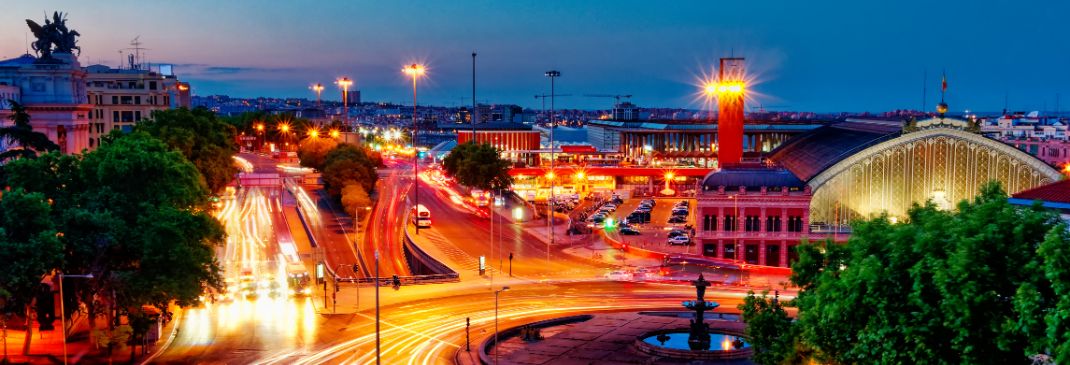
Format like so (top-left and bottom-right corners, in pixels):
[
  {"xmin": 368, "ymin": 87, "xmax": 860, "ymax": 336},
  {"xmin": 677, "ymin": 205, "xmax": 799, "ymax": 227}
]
[
  {"xmin": 665, "ymin": 172, "xmax": 675, "ymax": 180},
  {"xmin": 546, "ymin": 171, "xmax": 556, "ymax": 180},
  {"xmin": 575, "ymin": 172, "xmax": 585, "ymax": 180},
  {"xmin": 329, "ymin": 129, "xmax": 340, "ymax": 138},
  {"xmin": 403, "ymin": 64, "xmax": 426, "ymax": 77},
  {"xmin": 312, "ymin": 83, "xmax": 325, "ymax": 92},
  {"xmin": 279, "ymin": 124, "xmax": 290, "ymax": 133},
  {"xmin": 255, "ymin": 123, "xmax": 264, "ymax": 132},
  {"xmin": 335, "ymin": 77, "xmax": 352, "ymax": 89},
  {"xmin": 308, "ymin": 129, "xmax": 319, "ymax": 138}
]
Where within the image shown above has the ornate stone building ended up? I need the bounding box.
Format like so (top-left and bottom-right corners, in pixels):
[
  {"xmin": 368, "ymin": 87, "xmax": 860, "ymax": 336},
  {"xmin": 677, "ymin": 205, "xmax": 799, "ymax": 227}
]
[
  {"xmin": 697, "ymin": 116, "xmax": 1063, "ymax": 268},
  {"xmin": 0, "ymin": 52, "xmax": 91, "ymax": 154}
]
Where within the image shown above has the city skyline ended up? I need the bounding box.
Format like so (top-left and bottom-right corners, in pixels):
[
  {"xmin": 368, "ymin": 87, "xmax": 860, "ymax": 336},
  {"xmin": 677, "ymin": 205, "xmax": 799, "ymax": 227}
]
[{"xmin": 3, "ymin": 1, "xmax": 1069, "ymax": 113}]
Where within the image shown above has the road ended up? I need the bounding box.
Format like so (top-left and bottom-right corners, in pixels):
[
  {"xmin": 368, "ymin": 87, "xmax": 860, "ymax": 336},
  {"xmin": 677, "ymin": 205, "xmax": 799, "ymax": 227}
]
[{"xmin": 360, "ymin": 165, "xmax": 412, "ymax": 278}]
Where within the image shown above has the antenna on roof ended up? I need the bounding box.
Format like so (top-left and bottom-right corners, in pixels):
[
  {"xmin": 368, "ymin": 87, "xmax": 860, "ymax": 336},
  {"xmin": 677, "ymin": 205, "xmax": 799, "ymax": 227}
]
[
  {"xmin": 922, "ymin": 69, "xmax": 927, "ymax": 112},
  {"xmin": 24, "ymin": 32, "xmax": 28, "ymax": 54}
]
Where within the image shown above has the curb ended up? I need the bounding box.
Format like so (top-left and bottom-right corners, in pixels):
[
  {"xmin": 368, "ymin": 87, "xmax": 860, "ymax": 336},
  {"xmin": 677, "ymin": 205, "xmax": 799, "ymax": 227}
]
[{"xmin": 138, "ymin": 309, "xmax": 181, "ymax": 365}]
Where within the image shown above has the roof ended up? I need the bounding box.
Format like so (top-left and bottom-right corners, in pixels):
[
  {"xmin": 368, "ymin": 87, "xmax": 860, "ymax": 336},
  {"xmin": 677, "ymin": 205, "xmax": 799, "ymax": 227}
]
[
  {"xmin": 448, "ymin": 121, "xmax": 532, "ymax": 131},
  {"xmin": 1011, "ymin": 180, "xmax": 1070, "ymax": 205},
  {"xmin": 701, "ymin": 166, "xmax": 805, "ymax": 190},
  {"xmin": 586, "ymin": 119, "xmax": 822, "ymax": 133},
  {"xmin": 0, "ymin": 54, "xmax": 36, "ymax": 67},
  {"xmin": 768, "ymin": 120, "xmax": 902, "ymax": 182}
]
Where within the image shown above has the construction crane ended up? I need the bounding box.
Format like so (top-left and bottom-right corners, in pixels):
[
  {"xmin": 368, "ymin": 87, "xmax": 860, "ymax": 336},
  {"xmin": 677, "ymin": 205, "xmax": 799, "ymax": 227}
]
[
  {"xmin": 584, "ymin": 94, "xmax": 632, "ymax": 108},
  {"xmin": 534, "ymin": 93, "xmax": 572, "ymax": 111}
]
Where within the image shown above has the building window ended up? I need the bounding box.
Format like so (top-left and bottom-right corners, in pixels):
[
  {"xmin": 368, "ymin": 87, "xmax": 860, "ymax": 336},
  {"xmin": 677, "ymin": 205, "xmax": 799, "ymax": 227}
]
[
  {"xmin": 723, "ymin": 215, "xmax": 736, "ymax": 232},
  {"xmin": 112, "ymin": 96, "xmax": 119, "ymax": 104},
  {"xmin": 135, "ymin": 111, "xmax": 142, "ymax": 121},
  {"xmin": 787, "ymin": 216, "xmax": 804, "ymax": 232},
  {"xmin": 744, "ymin": 216, "xmax": 761, "ymax": 232},
  {"xmin": 766, "ymin": 216, "xmax": 782, "ymax": 232},
  {"xmin": 135, "ymin": 96, "xmax": 141, "ymax": 105},
  {"xmin": 112, "ymin": 111, "xmax": 119, "ymax": 122},
  {"xmin": 120, "ymin": 111, "xmax": 135, "ymax": 123},
  {"xmin": 120, "ymin": 96, "xmax": 133, "ymax": 105},
  {"xmin": 149, "ymin": 81, "xmax": 157, "ymax": 90},
  {"xmin": 702, "ymin": 215, "xmax": 717, "ymax": 231}
]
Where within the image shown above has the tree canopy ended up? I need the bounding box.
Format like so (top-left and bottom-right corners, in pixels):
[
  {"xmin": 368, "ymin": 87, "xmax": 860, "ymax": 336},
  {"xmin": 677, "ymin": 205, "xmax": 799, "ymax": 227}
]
[
  {"xmin": 442, "ymin": 142, "xmax": 513, "ymax": 190},
  {"xmin": 136, "ymin": 107, "xmax": 239, "ymax": 193},
  {"xmin": 743, "ymin": 182, "xmax": 1070, "ymax": 364},
  {"xmin": 2, "ymin": 132, "xmax": 223, "ymax": 330},
  {"xmin": 321, "ymin": 143, "xmax": 382, "ymax": 199},
  {"xmin": 297, "ymin": 136, "xmax": 339, "ymax": 171},
  {"xmin": 0, "ymin": 99, "xmax": 60, "ymax": 161}
]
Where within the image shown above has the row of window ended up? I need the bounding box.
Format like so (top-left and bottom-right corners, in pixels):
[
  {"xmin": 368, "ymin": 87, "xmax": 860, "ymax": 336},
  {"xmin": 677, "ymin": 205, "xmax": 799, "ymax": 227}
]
[
  {"xmin": 89, "ymin": 94, "xmax": 170, "ymax": 106},
  {"xmin": 702, "ymin": 215, "xmax": 804, "ymax": 233},
  {"xmin": 88, "ymin": 80, "xmax": 159, "ymax": 91}
]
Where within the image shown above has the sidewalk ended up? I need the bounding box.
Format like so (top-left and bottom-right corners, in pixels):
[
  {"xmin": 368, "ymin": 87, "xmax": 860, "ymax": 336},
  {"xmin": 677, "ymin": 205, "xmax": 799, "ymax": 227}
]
[{"xmin": 1, "ymin": 305, "xmax": 181, "ymax": 365}]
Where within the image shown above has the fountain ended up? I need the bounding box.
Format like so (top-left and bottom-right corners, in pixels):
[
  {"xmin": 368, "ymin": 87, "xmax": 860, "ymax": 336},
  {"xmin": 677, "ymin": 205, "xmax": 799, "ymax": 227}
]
[{"xmin": 635, "ymin": 273, "xmax": 751, "ymax": 360}]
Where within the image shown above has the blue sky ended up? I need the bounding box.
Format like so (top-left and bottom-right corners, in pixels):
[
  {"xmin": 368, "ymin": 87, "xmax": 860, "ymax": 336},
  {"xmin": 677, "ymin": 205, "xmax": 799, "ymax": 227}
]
[{"xmin": 3, "ymin": 0, "xmax": 1068, "ymax": 112}]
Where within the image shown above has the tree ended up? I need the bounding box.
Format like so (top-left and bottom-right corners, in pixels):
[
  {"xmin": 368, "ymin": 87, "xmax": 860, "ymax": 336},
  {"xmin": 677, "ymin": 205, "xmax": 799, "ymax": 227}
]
[
  {"xmin": 321, "ymin": 143, "xmax": 382, "ymax": 199},
  {"xmin": 789, "ymin": 181, "xmax": 1070, "ymax": 364},
  {"xmin": 136, "ymin": 107, "xmax": 239, "ymax": 192},
  {"xmin": 442, "ymin": 142, "xmax": 513, "ymax": 190},
  {"xmin": 739, "ymin": 291, "xmax": 799, "ymax": 365},
  {"xmin": 3, "ymin": 132, "xmax": 223, "ymax": 341},
  {"xmin": 341, "ymin": 183, "xmax": 373, "ymax": 217},
  {"xmin": 0, "ymin": 189, "xmax": 63, "ymax": 355},
  {"xmin": 297, "ymin": 136, "xmax": 338, "ymax": 171},
  {"xmin": 0, "ymin": 99, "xmax": 59, "ymax": 161}
]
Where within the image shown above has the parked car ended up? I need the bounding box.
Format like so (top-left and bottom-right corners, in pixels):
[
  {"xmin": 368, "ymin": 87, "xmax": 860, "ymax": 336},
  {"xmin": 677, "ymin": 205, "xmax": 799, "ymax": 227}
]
[
  {"xmin": 621, "ymin": 226, "xmax": 641, "ymax": 235},
  {"xmin": 675, "ymin": 200, "xmax": 690, "ymax": 207},
  {"xmin": 668, "ymin": 229, "xmax": 687, "ymax": 238},
  {"xmin": 667, "ymin": 216, "xmax": 687, "ymax": 224},
  {"xmin": 667, "ymin": 235, "xmax": 691, "ymax": 245}
]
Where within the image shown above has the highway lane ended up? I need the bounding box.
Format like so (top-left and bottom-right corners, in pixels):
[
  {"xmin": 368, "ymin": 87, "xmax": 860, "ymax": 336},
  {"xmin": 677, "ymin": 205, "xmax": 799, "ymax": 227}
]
[
  {"xmin": 249, "ymin": 281, "xmax": 759, "ymax": 365},
  {"xmin": 415, "ymin": 175, "xmax": 613, "ymax": 279},
  {"xmin": 361, "ymin": 167, "xmax": 412, "ymax": 277}
]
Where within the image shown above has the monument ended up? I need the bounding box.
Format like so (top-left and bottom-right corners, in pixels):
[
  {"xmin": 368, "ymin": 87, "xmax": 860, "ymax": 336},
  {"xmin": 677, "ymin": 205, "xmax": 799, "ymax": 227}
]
[{"xmin": 0, "ymin": 11, "xmax": 90, "ymax": 153}]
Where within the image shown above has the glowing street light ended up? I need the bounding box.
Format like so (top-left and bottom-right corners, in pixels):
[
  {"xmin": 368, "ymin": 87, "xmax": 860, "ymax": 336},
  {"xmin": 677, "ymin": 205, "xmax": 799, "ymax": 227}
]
[
  {"xmin": 329, "ymin": 129, "xmax": 340, "ymax": 138},
  {"xmin": 336, "ymin": 77, "xmax": 353, "ymax": 126},
  {"xmin": 311, "ymin": 83, "xmax": 325, "ymax": 110},
  {"xmin": 308, "ymin": 129, "xmax": 319, "ymax": 138},
  {"xmin": 404, "ymin": 63, "xmax": 426, "ymax": 234},
  {"xmin": 279, "ymin": 123, "xmax": 290, "ymax": 133}
]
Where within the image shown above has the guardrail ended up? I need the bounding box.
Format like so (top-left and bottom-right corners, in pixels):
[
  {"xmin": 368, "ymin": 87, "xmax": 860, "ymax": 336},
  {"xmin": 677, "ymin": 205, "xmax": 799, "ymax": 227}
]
[{"xmin": 403, "ymin": 223, "xmax": 460, "ymax": 278}]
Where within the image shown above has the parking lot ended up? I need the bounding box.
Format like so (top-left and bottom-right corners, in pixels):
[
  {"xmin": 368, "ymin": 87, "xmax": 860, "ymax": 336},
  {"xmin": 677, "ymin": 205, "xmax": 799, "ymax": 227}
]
[{"xmin": 589, "ymin": 197, "xmax": 700, "ymax": 254}]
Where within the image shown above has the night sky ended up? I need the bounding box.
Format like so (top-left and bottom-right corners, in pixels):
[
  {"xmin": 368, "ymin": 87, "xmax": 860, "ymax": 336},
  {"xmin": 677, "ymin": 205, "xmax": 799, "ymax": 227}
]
[{"xmin": 3, "ymin": 0, "xmax": 1068, "ymax": 113}]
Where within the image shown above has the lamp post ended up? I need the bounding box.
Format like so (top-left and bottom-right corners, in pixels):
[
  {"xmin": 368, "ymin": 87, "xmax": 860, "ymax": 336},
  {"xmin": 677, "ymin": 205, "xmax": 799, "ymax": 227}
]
[
  {"xmin": 375, "ymin": 249, "xmax": 381, "ymax": 365},
  {"xmin": 472, "ymin": 52, "xmax": 478, "ymax": 133},
  {"xmin": 336, "ymin": 78, "xmax": 352, "ymax": 127},
  {"xmin": 255, "ymin": 122, "xmax": 265, "ymax": 152},
  {"xmin": 311, "ymin": 83, "xmax": 325, "ymax": 117},
  {"xmin": 404, "ymin": 64, "xmax": 426, "ymax": 235},
  {"xmin": 279, "ymin": 123, "xmax": 291, "ymax": 151},
  {"xmin": 544, "ymin": 70, "xmax": 560, "ymax": 261},
  {"xmin": 58, "ymin": 273, "xmax": 93, "ymax": 365},
  {"xmin": 494, "ymin": 286, "xmax": 510, "ymax": 365}
]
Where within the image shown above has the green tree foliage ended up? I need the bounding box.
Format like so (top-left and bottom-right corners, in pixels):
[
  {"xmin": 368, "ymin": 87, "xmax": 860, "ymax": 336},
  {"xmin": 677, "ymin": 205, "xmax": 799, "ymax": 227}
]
[
  {"xmin": 321, "ymin": 143, "xmax": 382, "ymax": 199},
  {"xmin": 0, "ymin": 99, "xmax": 60, "ymax": 161},
  {"xmin": 442, "ymin": 142, "xmax": 513, "ymax": 190},
  {"xmin": 740, "ymin": 291, "xmax": 798, "ymax": 365},
  {"xmin": 2, "ymin": 132, "xmax": 223, "ymax": 331},
  {"xmin": 0, "ymin": 189, "xmax": 63, "ymax": 352},
  {"xmin": 788, "ymin": 181, "xmax": 1070, "ymax": 364},
  {"xmin": 136, "ymin": 107, "xmax": 239, "ymax": 193},
  {"xmin": 297, "ymin": 136, "xmax": 339, "ymax": 171}
]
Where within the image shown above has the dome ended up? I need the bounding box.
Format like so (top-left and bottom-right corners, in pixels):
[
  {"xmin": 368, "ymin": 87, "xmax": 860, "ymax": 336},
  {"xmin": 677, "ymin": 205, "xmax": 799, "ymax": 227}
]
[
  {"xmin": 701, "ymin": 166, "xmax": 805, "ymax": 192},
  {"xmin": 0, "ymin": 54, "xmax": 37, "ymax": 67}
]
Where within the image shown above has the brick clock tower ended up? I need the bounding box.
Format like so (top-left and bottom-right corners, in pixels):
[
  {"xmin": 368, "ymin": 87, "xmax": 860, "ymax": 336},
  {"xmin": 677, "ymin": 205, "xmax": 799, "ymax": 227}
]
[{"xmin": 716, "ymin": 57, "xmax": 745, "ymax": 167}]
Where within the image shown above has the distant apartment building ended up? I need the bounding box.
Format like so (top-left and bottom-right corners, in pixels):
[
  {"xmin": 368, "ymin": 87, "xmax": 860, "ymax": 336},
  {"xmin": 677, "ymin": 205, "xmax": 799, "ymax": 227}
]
[{"xmin": 84, "ymin": 64, "xmax": 190, "ymax": 149}]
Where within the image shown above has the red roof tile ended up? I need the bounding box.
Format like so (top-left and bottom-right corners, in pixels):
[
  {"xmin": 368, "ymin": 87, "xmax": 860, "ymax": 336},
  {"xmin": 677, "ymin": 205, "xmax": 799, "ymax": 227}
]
[{"xmin": 1012, "ymin": 180, "xmax": 1070, "ymax": 204}]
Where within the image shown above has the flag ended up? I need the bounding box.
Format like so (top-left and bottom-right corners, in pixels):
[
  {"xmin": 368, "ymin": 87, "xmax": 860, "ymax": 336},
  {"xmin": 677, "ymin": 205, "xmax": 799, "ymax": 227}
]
[{"xmin": 941, "ymin": 73, "xmax": 947, "ymax": 92}]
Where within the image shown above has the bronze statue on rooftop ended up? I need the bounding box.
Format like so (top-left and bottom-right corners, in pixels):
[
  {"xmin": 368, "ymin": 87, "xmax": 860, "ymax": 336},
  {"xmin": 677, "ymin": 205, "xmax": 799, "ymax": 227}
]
[{"xmin": 26, "ymin": 11, "xmax": 80, "ymax": 63}]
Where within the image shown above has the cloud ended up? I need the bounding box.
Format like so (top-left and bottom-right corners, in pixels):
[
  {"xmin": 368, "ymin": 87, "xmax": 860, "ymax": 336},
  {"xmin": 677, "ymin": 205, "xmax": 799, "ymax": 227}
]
[{"xmin": 160, "ymin": 62, "xmax": 306, "ymax": 79}]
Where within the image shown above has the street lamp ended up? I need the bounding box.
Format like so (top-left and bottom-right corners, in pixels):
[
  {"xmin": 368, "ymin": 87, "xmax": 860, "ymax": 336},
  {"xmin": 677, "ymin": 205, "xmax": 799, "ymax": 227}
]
[
  {"xmin": 494, "ymin": 286, "xmax": 511, "ymax": 365},
  {"xmin": 311, "ymin": 83, "xmax": 325, "ymax": 113},
  {"xmin": 308, "ymin": 128, "xmax": 319, "ymax": 139},
  {"xmin": 58, "ymin": 272, "xmax": 93, "ymax": 365},
  {"xmin": 544, "ymin": 70, "xmax": 560, "ymax": 261},
  {"xmin": 336, "ymin": 77, "xmax": 352, "ymax": 126},
  {"xmin": 404, "ymin": 63, "xmax": 426, "ymax": 235},
  {"xmin": 329, "ymin": 129, "xmax": 340, "ymax": 139}
]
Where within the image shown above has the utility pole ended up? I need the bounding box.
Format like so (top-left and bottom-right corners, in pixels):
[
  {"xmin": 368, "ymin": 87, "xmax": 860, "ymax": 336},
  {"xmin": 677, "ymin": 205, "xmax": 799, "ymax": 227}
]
[
  {"xmin": 375, "ymin": 250, "xmax": 381, "ymax": 365},
  {"xmin": 472, "ymin": 52, "xmax": 478, "ymax": 133},
  {"xmin": 465, "ymin": 317, "xmax": 471, "ymax": 351},
  {"xmin": 544, "ymin": 70, "xmax": 560, "ymax": 264}
]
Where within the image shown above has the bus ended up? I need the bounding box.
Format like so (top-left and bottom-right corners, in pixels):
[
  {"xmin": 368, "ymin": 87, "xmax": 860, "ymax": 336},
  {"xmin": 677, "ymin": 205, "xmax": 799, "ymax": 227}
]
[{"xmin": 411, "ymin": 204, "xmax": 432, "ymax": 228}]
